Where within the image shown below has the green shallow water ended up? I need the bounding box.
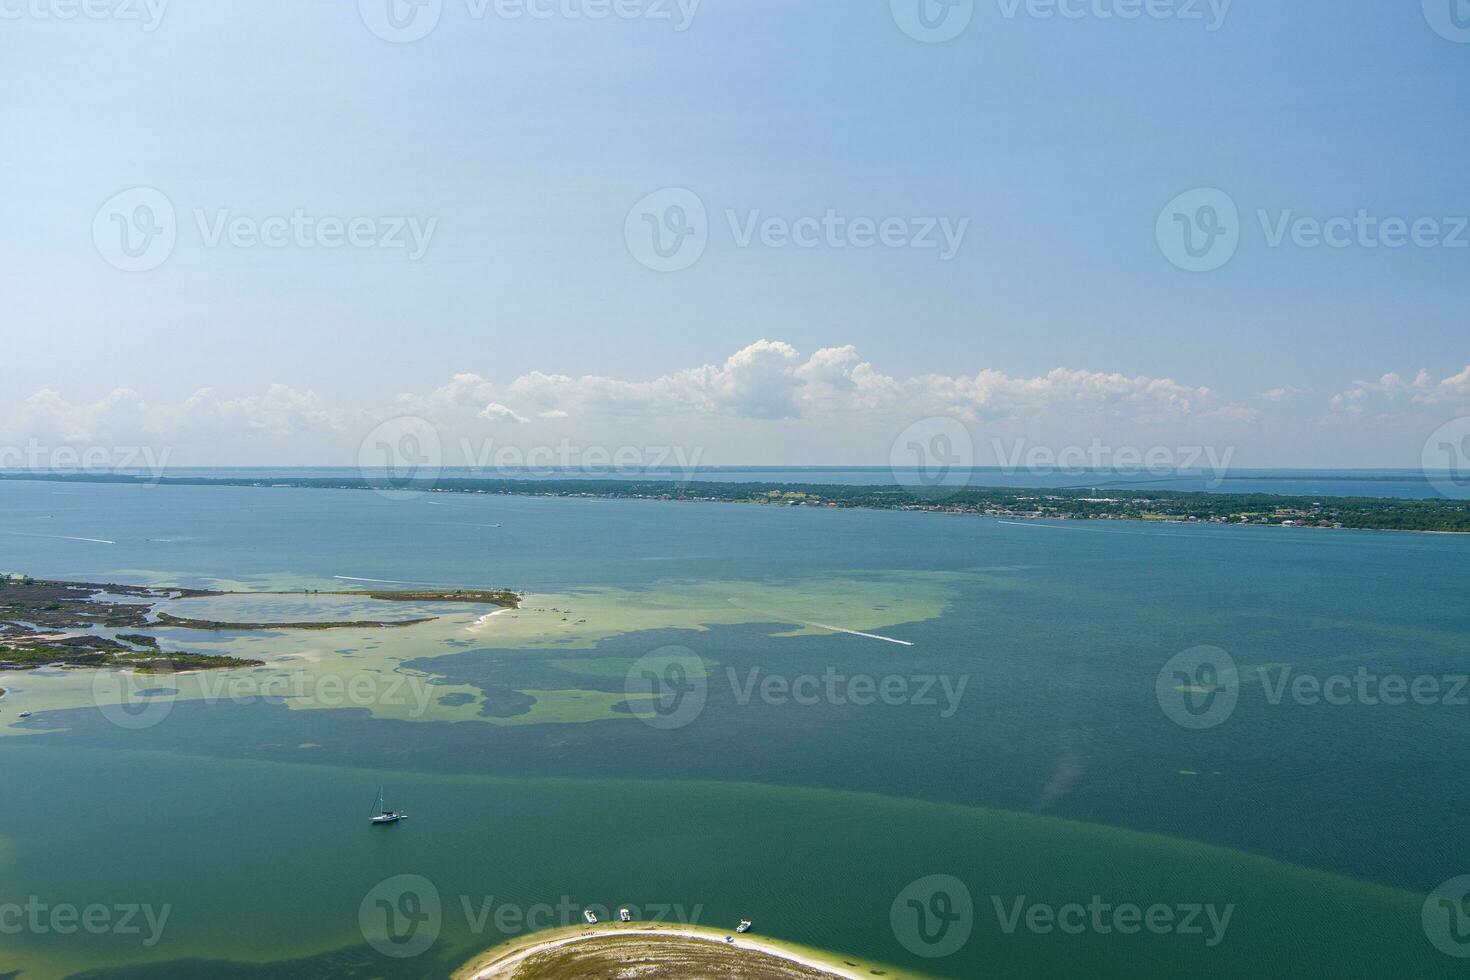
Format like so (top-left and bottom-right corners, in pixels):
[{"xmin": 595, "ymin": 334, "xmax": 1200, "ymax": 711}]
[{"xmin": 0, "ymin": 744, "xmax": 1443, "ymax": 979}]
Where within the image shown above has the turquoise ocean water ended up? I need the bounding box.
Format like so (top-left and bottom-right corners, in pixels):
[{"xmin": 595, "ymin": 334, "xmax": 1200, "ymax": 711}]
[{"xmin": 0, "ymin": 478, "xmax": 1467, "ymax": 977}]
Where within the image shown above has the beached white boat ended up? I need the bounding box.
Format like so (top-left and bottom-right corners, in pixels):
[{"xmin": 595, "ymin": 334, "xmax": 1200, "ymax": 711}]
[
  {"xmin": 583, "ymin": 909, "xmax": 598, "ymax": 924},
  {"xmin": 619, "ymin": 907, "xmax": 631, "ymax": 922},
  {"xmin": 737, "ymin": 919, "xmax": 752, "ymax": 933}
]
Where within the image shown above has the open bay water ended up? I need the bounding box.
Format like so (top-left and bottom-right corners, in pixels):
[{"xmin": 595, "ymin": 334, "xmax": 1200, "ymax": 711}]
[{"xmin": 0, "ymin": 478, "xmax": 1468, "ymax": 977}]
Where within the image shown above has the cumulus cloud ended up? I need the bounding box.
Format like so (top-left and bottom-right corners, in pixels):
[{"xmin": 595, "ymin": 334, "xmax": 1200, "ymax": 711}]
[
  {"xmin": 1, "ymin": 384, "xmax": 339, "ymax": 448},
  {"xmin": 1329, "ymin": 366, "xmax": 1470, "ymax": 415},
  {"xmin": 479, "ymin": 402, "xmax": 529, "ymax": 424},
  {"xmin": 491, "ymin": 341, "xmax": 1243, "ymax": 426},
  {"xmin": 1259, "ymin": 386, "xmax": 1311, "ymax": 403},
  {"xmin": 0, "ymin": 340, "xmax": 1267, "ymax": 465}
]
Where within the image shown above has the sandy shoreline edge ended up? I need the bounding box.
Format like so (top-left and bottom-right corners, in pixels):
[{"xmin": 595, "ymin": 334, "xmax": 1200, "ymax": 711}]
[{"xmin": 451, "ymin": 922, "xmax": 923, "ymax": 979}]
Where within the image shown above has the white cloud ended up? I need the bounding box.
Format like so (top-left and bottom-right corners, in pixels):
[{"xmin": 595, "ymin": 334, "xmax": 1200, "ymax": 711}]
[
  {"xmin": 479, "ymin": 402, "xmax": 529, "ymax": 424},
  {"xmin": 1200, "ymin": 404, "xmax": 1262, "ymax": 424},
  {"xmin": 1259, "ymin": 386, "xmax": 1311, "ymax": 403},
  {"xmin": 492, "ymin": 341, "xmax": 1242, "ymax": 426},
  {"xmin": 1329, "ymin": 365, "xmax": 1470, "ymax": 415},
  {"xmin": 1, "ymin": 384, "xmax": 339, "ymax": 448},
  {"xmin": 0, "ymin": 340, "xmax": 1285, "ymax": 466}
]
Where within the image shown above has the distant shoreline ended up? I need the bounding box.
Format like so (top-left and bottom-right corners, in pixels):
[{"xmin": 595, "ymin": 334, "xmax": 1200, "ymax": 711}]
[
  {"xmin": 452, "ymin": 922, "xmax": 914, "ymax": 980},
  {"xmin": 3, "ymin": 471, "xmax": 1469, "ymax": 533}
]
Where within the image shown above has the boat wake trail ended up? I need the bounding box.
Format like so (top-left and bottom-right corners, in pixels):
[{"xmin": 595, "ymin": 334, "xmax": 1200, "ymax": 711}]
[
  {"xmin": 727, "ymin": 599, "xmax": 914, "ymax": 646},
  {"xmin": 0, "ymin": 530, "xmax": 114, "ymax": 544},
  {"xmin": 334, "ymin": 575, "xmax": 451, "ymax": 586}
]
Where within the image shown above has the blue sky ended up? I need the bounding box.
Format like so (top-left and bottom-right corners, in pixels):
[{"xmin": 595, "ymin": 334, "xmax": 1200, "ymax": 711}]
[{"xmin": 1, "ymin": 0, "xmax": 1467, "ymax": 468}]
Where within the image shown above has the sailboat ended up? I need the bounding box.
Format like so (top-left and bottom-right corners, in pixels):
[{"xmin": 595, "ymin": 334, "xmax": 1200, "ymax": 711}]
[{"xmin": 369, "ymin": 786, "xmax": 407, "ymax": 824}]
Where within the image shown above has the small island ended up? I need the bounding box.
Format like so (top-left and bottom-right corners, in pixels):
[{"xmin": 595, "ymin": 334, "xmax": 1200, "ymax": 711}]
[
  {"xmin": 0, "ymin": 579, "xmax": 261, "ymax": 673},
  {"xmin": 0, "ymin": 577, "xmax": 520, "ymax": 673},
  {"xmin": 453, "ymin": 923, "xmax": 907, "ymax": 980}
]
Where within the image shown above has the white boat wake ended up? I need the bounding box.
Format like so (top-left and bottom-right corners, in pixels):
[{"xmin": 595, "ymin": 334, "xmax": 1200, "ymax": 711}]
[
  {"xmin": 727, "ymin": 599, "xmax": 913, "ymax": 646},
  {"xmin": 0, "ymin": 530, "xmax": 114, "ymax": 544}
]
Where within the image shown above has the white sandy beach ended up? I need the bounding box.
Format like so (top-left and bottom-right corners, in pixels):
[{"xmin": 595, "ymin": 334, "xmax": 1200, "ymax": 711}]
[{"xmin": 455, "ymin": 923, "xmax": 883, "ymax": 980}]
